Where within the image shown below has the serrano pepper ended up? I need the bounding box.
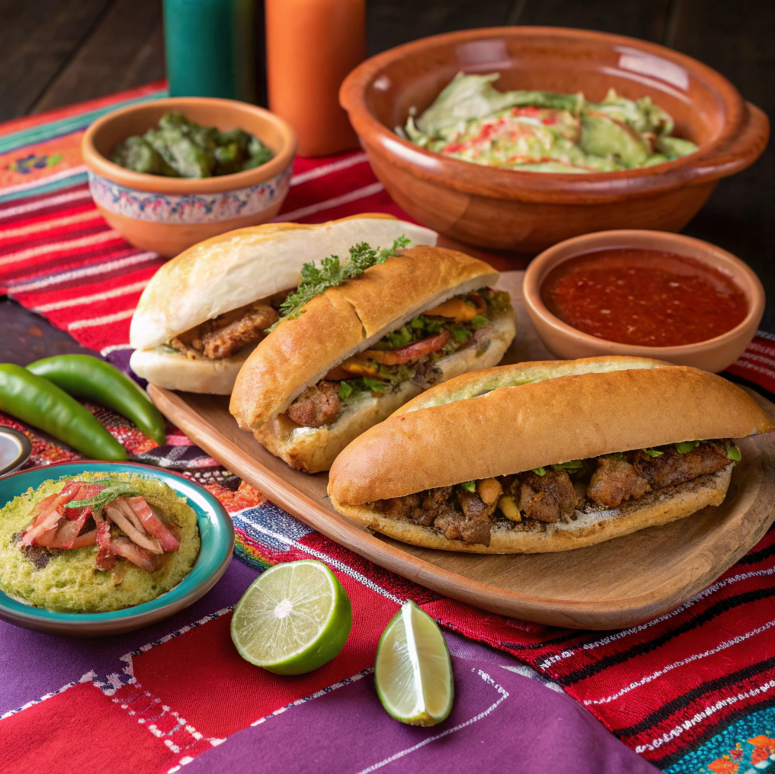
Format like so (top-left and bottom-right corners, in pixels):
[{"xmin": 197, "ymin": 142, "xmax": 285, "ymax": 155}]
[
  {"xmin": 27, "ymin": 355, "xmax": 166, "ymax": 444},
  {"xmin": 0, "ymin": 364, "xmax": 127, "ymax": 460}
]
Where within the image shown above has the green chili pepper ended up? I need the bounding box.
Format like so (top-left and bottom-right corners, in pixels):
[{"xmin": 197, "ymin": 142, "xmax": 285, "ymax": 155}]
[
  {"xmin": 0, "ymin": 364, "xmax": 126, "ymax": 460},
  {"xmin": 27, "ymin": 355, "xmax": 166, "ymax": 444}
]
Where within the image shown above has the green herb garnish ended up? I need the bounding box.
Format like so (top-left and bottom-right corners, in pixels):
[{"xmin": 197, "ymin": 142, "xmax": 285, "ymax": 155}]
[
  {"xmin": 68, "ymin": 483, "xmax": 140, "ymax": 510},
  {"xmin": 643, "ymin": 448, "xmax": 664, "ymax": 457},
  {"xmin": 726, "ymin": 443, "xmax": 741, "ymax": 461},
  {"xmin": 363, "ymin": 377, "xmax": 388, "ymax": 393},
  {"xmin": 459, "ymin": 481, "xmax": 476, "ymax": 492},
  {"xmin": 267, "ymin": 237, "xmax": 410, "ymax": 332},
  {"xmin": 552, "ymin": 460, "xmax": 584, "ymax": 470},
  {"xmin": 532, "ymin": 467, "xmax": 547, "ymax": 476},
  {"xmin": 470, "ymin": 315, "xmax": 489, "ymax": 329},
  {"xmin": 337, "ymin": 382, "xmax": 353, "ymax": 400},
  {"xmin": 451, "ymin": 326, "xmax": 472, "ymax": 342},
  {"xmin": 675, "ymin": 441, "xmax": 701, "ymax": 454},
  {"xmin": 385, "ymin": 326, "xmax": 414, "ymax": 348}
]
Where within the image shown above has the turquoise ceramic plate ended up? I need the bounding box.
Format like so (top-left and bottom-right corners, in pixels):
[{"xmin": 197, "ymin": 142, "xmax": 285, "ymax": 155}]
[{"xmin": 0, "ymin": 462, "xmax": 234, "ymax": 636}]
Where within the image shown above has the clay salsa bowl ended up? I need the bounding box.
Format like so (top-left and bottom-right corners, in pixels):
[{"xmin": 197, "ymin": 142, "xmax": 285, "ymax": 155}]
[
  {"xmin": 340, "ymin": 27, "xmax": 769, "ymax": 253},
  {"xmin": 82, "ymin": 98, "xmax": 297, "ymax": 258},
  {"xmin": 523, "ymin": 230, "xmax": 765, "ymax": 373}
]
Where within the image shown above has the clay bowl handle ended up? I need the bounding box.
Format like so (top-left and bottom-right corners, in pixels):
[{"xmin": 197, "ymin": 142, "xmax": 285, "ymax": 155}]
[{"xmin": 690, "ymin": 101, "xmax": 770, "ymax": 182}]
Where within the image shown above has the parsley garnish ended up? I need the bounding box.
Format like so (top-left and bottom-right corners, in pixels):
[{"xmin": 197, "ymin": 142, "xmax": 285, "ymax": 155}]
[
  {"xmin": 363, "ymin": 377, "xmax": 387, "ymax": 393},
  {"xmin": 459, "ymin": 481, "xmax": 477, "ymax": 493},
  {"xmin": 675, "ymin": 440, "xmax": 701, "ymax": 454},
  {"xmin": 267, "ymin": 236, "xmax": 410, "ymax": 332}
]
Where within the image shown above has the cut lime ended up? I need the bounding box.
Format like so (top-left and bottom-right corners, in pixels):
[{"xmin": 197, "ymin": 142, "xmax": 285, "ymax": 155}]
[
  {"xmin": 231, "ymin": 560, "xmax": 352, "ymax": 675},
  {"xmin": 374, "ymin": 600, "xmax": 454, "ymax": 726}
]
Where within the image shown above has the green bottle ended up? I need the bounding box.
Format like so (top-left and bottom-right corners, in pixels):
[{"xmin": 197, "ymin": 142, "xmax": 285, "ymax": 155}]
[{"xmin": 163, "ymin": 0, "xmax": 257, "ymax": 102}]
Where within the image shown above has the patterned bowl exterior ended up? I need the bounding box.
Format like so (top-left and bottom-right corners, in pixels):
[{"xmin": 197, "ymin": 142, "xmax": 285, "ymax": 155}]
[{"xmin": 88, "ymin": 165, "xmax": 293, "ymax": 225}]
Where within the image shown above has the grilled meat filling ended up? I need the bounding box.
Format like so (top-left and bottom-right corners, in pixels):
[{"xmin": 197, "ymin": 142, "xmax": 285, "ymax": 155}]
[
  {"xmin": 286, "ymin": 381, "xmax": 341, "ymax": 428},
  {"xmin": 170, "ymin": 300, "xmax": 279, "ymax": 361},
  {"xmin": 284, "ymin": 289, "xmax": 510, "ymax": 429},
  {"xmin": 373, "ymin": 441, "xmax": 736, "ymax": 546}
]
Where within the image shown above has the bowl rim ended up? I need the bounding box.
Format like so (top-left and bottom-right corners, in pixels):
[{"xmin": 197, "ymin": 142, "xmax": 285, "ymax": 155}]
[
  {"xmin": 82, "ymin": 97, "xmax": 298, "ymax": 195},
  {"xmin": 0, "ymin": 461, "xmax": 235, "ymax": 634},
  {"xmin": 522, "ymin": 229, "xmax": 765, "ymax": 358},
  {"xmin": 0, "ymin": 427, "xmax": 32, "ymax": 477},
  {"xmin": 340, "ymin": 26, "xmax": 768, "ymax": 203}
]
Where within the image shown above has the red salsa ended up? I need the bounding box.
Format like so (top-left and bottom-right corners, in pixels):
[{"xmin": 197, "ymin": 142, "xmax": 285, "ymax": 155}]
[{"xmin": 541, "ymin": 248, "xmax": 748, "ymax": 347}]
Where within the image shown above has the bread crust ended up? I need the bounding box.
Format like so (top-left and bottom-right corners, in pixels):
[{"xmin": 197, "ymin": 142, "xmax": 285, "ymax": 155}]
[
  {"xmin": 329, "ymin": 467, "xmax": 733, "ymax": 554},
  {"xmin": 130, "ymin": 215, "xmax": 437, "ymax": 351},
  {"xmin": 129, "ymin": 347, "xmax": 250, "ymax": 395},
  {"xmin": 254, "ymin": 309, "xmax": 516, "ymax": 472},
  {"xmin": 328, "ymin": 361, "xmax": 775, "ymax": 505},
  {"xmin": 229, "ymin": 245, "xmax": 500, "ymax": 431}
]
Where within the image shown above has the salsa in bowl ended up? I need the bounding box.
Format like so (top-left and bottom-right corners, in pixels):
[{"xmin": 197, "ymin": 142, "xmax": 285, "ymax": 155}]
[{"xmin": 523, "ymin": 230, "xmax": 764, "ymax": 373}]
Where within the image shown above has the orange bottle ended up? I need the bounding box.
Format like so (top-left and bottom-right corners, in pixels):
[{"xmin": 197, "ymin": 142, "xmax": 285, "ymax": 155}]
[{"xmin": 265, "ymin": 0, "xmax": 365, "ymax": 157}]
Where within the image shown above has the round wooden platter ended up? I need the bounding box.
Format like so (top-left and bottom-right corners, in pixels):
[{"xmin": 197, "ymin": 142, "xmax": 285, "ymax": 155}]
[{"xmin": 147, "ymin": 272, "xmax": 775, "ymax": 630}]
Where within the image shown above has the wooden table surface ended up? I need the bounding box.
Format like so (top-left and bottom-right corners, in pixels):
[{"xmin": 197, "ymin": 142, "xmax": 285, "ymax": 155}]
[{"xmin": 0, "ymin": 0, "xmax": 773, "ymax": 365}]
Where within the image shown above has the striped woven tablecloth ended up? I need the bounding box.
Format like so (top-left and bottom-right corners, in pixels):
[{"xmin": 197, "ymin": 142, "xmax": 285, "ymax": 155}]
[{"xmin": 1, "ymin": 83, "xmax": 775, "ymax": 774}]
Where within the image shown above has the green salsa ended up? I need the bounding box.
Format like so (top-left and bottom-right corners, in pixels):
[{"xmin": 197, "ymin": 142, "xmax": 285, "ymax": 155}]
[{"xmin": 111, "ymin": 112, "xmax": 274, "ymax": 178}]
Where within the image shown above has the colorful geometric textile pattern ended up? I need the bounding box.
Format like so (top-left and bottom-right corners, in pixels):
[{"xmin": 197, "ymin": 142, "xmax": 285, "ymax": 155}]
[{"xmin": 1, "ymin": 83, "xmax": 774, "ymax": 773}]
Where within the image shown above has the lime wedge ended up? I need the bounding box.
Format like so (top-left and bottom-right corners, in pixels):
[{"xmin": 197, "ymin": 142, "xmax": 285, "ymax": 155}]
[
  {"xmin": 374, "ymin": 600, "xmax": 454, "ymax": 725},
  {"xmin": 231, "ymin": 560, "xmax": 352, "ymax": 675}
]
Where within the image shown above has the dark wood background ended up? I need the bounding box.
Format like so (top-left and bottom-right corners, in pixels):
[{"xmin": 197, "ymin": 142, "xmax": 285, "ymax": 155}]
[{"xmin": 0, "ymin": 0, "xmax": 773, "ymax": 364}]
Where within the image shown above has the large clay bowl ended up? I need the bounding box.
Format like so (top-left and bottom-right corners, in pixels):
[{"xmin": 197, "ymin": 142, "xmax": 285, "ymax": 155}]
[
  {"xmin": 82, "ymin": 98, "xmax": 297, "ymax": 258},
  {"xmin": 340, "ymin": 27, "xmax": 769, "ymax": 253}
]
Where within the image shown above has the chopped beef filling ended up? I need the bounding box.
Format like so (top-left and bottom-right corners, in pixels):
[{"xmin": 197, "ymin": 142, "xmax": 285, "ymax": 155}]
[
  {"xmin": 284, "ymin": 289, "xmax": 511, "ymax": 428},
  {"xmin": 517, "ymin": 469, "xmax": 578, "ymax": 523},
  {"xmin": 170, "ymin": 300, "xmax": 279, "ymax": 360},
  {"xmin": 286, "ymin": 381, "xmax": 341, "ymax": 428},
  {"xmin": 372, "ymin": 441, "xmax": 736, "ymax": 546},
  {"xmin": 588, "ymin": 457, "xmax": 651, "ymax": 508},
  {"xmin": 635, "ymin": 443, "xmax": 730, "ymax": 489},
  {"xmin": 201, "ymin": 305, "xmax": 279, "ymax": 359}
]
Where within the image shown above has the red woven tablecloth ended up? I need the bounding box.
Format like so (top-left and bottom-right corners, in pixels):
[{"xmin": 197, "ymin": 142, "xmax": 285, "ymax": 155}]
[{"xmin": 1, "ymin": 83, "xmax": 775, "ymax": 774}]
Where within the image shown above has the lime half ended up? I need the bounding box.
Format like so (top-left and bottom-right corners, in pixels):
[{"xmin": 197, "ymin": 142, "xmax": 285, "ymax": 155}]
[
  {"xmin": 231, "ymin": 560, "xmax": 352, "ymax": 675},
  {"xmin": 374, "ymin": 600, "xmax": 454, "ymax": 726}
]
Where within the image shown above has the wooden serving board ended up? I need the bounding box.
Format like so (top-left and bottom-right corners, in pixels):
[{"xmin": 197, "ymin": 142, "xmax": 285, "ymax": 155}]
[{"xmin": 148, "ymin": 273, "xmax": 775, "ymax": 630}]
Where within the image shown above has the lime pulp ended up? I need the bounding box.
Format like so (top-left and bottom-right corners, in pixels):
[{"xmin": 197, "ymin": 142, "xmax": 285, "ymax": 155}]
[
  {"xmin": 230, "ymin": 560, "xmax": 353, "ymax": 675},
  {"xmin": 374, "ymin": 600, "xmax": 454, "ymax": 725}
]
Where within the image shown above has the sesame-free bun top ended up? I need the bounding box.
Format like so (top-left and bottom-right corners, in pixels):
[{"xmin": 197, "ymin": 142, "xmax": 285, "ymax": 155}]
[
  {"xmin": 129, "ymin": 215, "xmax": 438, "ymax": 351},
  {"xmin": 328, "ymin": 358, "xmax": 775, "ymax": 505},
  {"xmin": 229, "ymin": 245, "xmax": 500, "ymax": 432}
]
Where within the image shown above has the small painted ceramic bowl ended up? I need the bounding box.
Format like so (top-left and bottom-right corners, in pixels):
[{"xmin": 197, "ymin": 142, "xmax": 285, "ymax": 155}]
[
  {"xmin": 523, "ymin": 230, "xmax": 765, "ymax": 373},
  {"xmin": 0, "ymin": 461, "xmax": 234, "ymax": 636},
  {"xmin": 82, "ymin": 98, "xmax": 297, "ymax": 258}
]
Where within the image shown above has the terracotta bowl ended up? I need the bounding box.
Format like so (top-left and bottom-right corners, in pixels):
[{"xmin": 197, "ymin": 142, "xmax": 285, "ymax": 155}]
[
  {"xmin": 340, "ymin": 27, "xmax": 769, "ymax": 253},
  {"xmin": 523, "ymin": 230, "xmax": 765, "ymax": 373},
  {"xmin": 82, "ymin": 98, "xmax": 297, "ymax": 258}
]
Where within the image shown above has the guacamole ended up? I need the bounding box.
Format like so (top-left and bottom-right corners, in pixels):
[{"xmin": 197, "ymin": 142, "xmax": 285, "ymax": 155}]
[
  {"xmin": 0, "ymin": 472, "xmax": 200, "ymax": 613},
  {"xmin": 401, "ymin": 73, "xmax": 699, "ymax": 173}
]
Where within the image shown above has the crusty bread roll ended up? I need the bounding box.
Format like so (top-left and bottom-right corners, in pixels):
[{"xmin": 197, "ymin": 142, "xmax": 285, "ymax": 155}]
[
  {"xmin": 253, "ymin": 311, "xmax": 515, "ymax": 472},
  {"xmin": 327, "ymin": 358, "xmax": 774, "ymax": 553},
  {"xmin": 229, "ymin": 245, "xmax": 514, "ymax": 472},
  {"xmin": 129, "ymin": 215, "xmax": 437, "ymax": 394}
]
